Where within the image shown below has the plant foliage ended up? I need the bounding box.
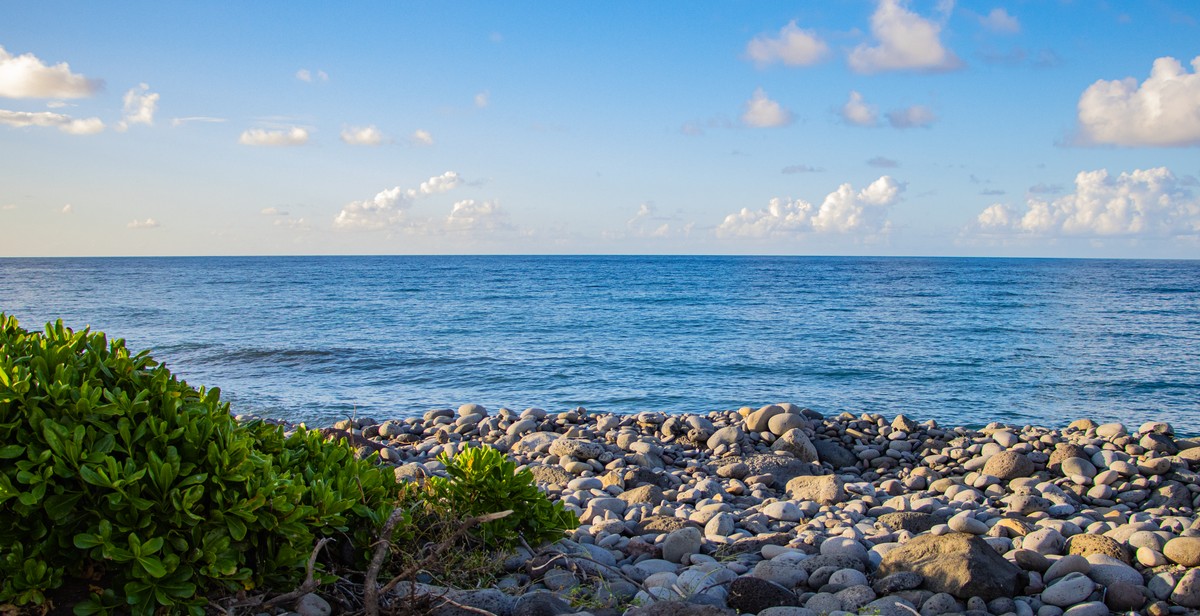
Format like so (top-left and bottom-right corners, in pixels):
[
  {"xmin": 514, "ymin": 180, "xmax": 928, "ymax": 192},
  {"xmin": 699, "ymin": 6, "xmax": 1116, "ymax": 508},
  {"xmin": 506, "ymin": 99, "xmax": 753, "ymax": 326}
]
[
  {"xmin": 426, "ymin": 444, "xmax": 578, "ymax": 548},
  {"xmin": 0, "ymin": 316, "xmax": 406, "ymax": 615}
]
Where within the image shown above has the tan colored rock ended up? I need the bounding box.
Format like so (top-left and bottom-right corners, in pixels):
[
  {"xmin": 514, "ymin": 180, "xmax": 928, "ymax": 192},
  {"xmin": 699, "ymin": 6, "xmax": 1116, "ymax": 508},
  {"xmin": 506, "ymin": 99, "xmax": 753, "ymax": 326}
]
[
  {"xmin": 982, "ymin": 450, "xmax": 1035, "ymax": 481},
  {"xmin": 745, "ymin": 404, "xmax": 785, "ymax": 432},
  {"xmin": 785, "ymin": 474, "xmax": 845, "ymax": 505},
  {"xmin": 1065, "ymin": 533, "xmax": 1131, "ymax": 564},
  {"xmin": 1164, "ymin": 537, "xmax": 1200, "ymax": 567},
  {"xmin": 876, "ymin": 533, "xmax": 1023, "ymax": 601}
]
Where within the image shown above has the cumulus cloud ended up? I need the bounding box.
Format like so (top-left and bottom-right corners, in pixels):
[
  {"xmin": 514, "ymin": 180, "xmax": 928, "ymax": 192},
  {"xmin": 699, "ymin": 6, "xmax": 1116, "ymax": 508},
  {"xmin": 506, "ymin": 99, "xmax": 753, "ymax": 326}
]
[
  {"xmin": 848, "ymin": 0, "xmax": 962, "ymax": 74},
  {"xmin": 0, "ymin": 45, "xmax": 102, "ymax": 98},
  {"xmin": 410, "ymin": 129, "xmax": 434, "ymax": 146},
  {"xmin": 333, "ymin": 171, "xmax": 461, "ymax": 230},
  {"xmin": 0, "ymin": 109, "xmax": 104, "ymax": 134},
  {"xmin": 841, "ymin": 91, "xmax": 879, "ymax": 126},
  {"xmin": 61, "ymin": 204, "xmax": 73, "ymax": 214},
  {"xmin": 127, "ymin": 218, "xmax": 159, "ymax": 229},
  {"xmin": 446, "ymin": 200, "xmax": 510, "ymax": 232},
  {"xmin": 238, "ymin": 127, "xmax": 309, "ymax": 146},
  {"xmin": 341, "ymin": 125, "xmax": 383, "ymax": 145},
  {"xmin": 886, "ymin": 105, "xmax": 936, "ymax": 128},
  {"xmin": 1075, "ymin": 56, "xmax": 1200, "ymax": 147},
  {"xmin": 979, "ymin": 7, "xmax": 1020, "ymax": 33},
  {"xmin": 295, "ymin": 69, "xmax": 328, "ymax": 83},
  {"xmin": 742, "ymin": 88, "xmax": 792, "ymax": 128},
  {"xmin": 717, "ymin": 176, "xmax": 904, "ymax": 238},
  {"xmin": 116, "ymin": 83, "xmax": 158, "ymax": 131},
  {"xmin": 475, "ymin": 91, "xmax": 490, "ymax": 108},
  {"xmin": 973, "ymin": 167, "xmax": 1200, "ymax": 237},
  {"xmin": 745, "ymin": 21, "xmax": 830, "ymax": 67}
]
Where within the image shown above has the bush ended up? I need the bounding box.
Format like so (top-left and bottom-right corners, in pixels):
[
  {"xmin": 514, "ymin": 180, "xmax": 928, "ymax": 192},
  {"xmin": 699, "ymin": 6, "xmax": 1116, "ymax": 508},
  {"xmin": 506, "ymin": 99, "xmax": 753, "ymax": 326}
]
[
  {"xmin": 426, "ymin": 444, "xmax": 579, "ymax": 548},
  {"xmin": 0, "ymin": 316, "xmax": 407, "ymax": 614}
]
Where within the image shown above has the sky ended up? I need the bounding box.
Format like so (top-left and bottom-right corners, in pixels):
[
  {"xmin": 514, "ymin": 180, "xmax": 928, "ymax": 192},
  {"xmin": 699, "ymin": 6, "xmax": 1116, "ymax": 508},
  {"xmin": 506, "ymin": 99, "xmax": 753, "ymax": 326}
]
[{"xmin": 1, "ymin": 1, "xmax": 1199, "ymax": 258}]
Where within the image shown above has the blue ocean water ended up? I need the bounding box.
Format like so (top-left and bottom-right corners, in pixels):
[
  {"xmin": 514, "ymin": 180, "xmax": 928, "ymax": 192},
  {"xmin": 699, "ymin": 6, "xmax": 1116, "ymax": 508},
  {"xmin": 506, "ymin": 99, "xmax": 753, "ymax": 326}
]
[{"xmin": 1, "ymin": 256, "xmax": 1197, "ymax": 432}]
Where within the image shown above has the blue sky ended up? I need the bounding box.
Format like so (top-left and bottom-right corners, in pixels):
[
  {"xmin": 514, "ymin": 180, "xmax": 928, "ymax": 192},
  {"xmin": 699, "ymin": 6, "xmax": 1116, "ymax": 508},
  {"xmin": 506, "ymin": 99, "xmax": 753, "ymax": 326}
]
[{"xmin": 1, "ymin": 1, "xmax": 1198, "ymax": 257}]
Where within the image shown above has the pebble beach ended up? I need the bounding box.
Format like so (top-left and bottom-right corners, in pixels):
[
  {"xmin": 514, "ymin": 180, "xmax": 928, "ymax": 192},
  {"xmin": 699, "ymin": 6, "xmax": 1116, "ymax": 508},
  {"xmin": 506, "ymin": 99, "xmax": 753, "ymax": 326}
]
[{"xmin": 273, "ymin": 403, "xmax": 1200, "ymax": 616}]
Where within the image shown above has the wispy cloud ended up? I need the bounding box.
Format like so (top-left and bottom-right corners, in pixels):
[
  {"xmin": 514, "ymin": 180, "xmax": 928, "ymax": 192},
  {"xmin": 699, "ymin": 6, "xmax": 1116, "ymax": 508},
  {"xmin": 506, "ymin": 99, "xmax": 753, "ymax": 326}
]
[
  {"xmin": 238, "ymin": 127, "xmax": 309, "ymax": 146},
  {"xmin": 0, "ymin": 109, "xmax": 104, "ymax": 134},
  {"xmin": 410, "ymin": 129, "xmax": 434, "ymax": 146},
  {"xmin": 295, "ymin": 68, "xmax": 328, "ymax": 83},
  {"xmin": 116, "ymin": 83, "xmax": 158, "ymax": 131},
  {"xmin": 745, "ymin": 21, "xmax": 829, "ymax": 68},
  {"xmin": 260, "ymin": 207, "xmax": 290, "ymax": 216},
  {"xmin": 782, "ymin": 164, "xmax": 825, "ymax": 174},
  {"xmin": 867, "ymin": 156, "xmax": 900, "ymax": 168},
  {"xmin": 0, "ymin": 45, "xmax": 103, "ymax": 98},
  {"xmin": 61, "ymin": 203, "xmax": 73, "ymax": 214},
  {"xmin": 475, "ymin": 91, "xmax": 490, "ymax": 108},
  {"xmin": 886, "ymin": 105, "xmax": 936, "ymax": 128},
  {"xmin": 170, "ymin": 116, "xmax": 226, "ymax": 127},
  {"xmin": 1074, "ymin": 56, "xmax": 1200, "ymax": 147},
  {"xmin": 978, "ymin": 7, "xmax": 1020, "ymax": 34},
  {"xmin": 127, "ymin": 218, "xmax": 160, "ymax": 229}
]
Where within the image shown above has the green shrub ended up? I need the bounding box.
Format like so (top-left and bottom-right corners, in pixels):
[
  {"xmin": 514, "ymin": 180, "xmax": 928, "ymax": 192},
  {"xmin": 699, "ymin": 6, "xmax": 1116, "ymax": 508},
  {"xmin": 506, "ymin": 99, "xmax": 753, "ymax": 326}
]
[
  {"xmin": 0, "ymin": 316, "xmax": 407, "ymax": 615},
  {"xmin": 425, "ymin": 444, "xmax": 578, "ymax": 548}
]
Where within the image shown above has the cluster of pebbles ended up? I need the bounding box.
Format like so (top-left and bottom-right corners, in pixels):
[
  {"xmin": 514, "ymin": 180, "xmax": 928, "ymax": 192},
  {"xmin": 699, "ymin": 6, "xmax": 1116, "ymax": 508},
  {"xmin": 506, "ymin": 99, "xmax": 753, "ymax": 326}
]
[{"xmin": 298, "ymin": 403, "xmax": 1200, "ymax": 616}]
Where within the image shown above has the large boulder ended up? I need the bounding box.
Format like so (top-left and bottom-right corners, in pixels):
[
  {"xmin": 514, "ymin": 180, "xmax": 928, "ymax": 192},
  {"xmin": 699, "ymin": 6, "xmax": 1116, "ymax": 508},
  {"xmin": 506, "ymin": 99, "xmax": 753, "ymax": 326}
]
[
  {"xmin": 813, "ymin": 438, "xmax": 858, "ymax": 469},
  {"xmin": 982, "ymin": 450, "xmax": 1035, "ymax": 480},
  {"xmin": 774, "ymin": 428, "xmax": 818, "ymax": 463},
  {"xmin": 876, "ymin": 533, "xmax": 1023, "ymax": 601},
  {"xmin": 786, "ymin": 474, "xmax": 845, "ymax": 506},
  {"xmin": 742, "ymin": 454, "xmax": 819, "ymax": 487}
]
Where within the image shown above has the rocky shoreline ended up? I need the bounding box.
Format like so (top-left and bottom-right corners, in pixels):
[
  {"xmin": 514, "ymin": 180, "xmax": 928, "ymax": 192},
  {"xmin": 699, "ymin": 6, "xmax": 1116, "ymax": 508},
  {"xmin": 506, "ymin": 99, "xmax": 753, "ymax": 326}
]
[{"xmin": 273, "ymin": 404, "xmax": 1200, "ymax": 616}]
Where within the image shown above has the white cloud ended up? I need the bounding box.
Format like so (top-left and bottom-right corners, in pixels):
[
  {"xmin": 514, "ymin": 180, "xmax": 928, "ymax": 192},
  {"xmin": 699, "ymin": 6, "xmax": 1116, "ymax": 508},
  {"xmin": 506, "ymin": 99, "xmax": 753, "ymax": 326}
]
[
  {"xmin": 979, "ymin": 8, "xmax": 1020, "ymax": 33},
  {"xmin": 475, "ymin": 91, "xmax": 490, "ymax": 108},
  {"xmin": 260, "ymin": 207, "xmax": 289, "ymax": 216},
  {"xmin": 45, "ymin": 100, "xmax": 69, "ymax": 108},
  {"xmin": 333, "ymin": 171, "xmax": 461, "ymax": 230},
  {"xmin": 717, "ymin": 175, "xmax": 904, "ymax": 238},
  {"xmin": 341, "ymin": 125, "xmax": 383, "ymax": 146},
  {"xmin": 848, "ymin": 0, "xmax": 962, "ymax": 74},
  {"xmin": 116, "ymin": 83, "xmax": 158, "ymax": 131},
  {"xmin": 973, "ymin": 167, "xmax": 1200, "ymax": 236},
  {"xmin": 410, "ymin": 129, "xmax": 434, "ymax": 146},
  {"xmin": 886, "ymin": 105, "xmax": 936, "ymax": 128},
  {"xmin": 0, "ymin": 109, "xmax": 104, "ymax": 134},
  {"xmin": 745, "ymin": 21, "xmax": 830, "ymax": 67},
  {"xmin": 127, "ymin": 218, "xmax": 159, "ymax": 229},
  {"xmin": 0, "ymin": 45, "xmax": 102, "ymax": 98},
  {"xmin": 61, "ymin": 204, "xmax": 73, "ymax": 215},
  {"xmin": 446, "ymin": 200, "xmax": 510, "ymax": 232},
  {"xmin": 841, "ymin": 91, "xmax": 878, "ymax": 126},
  {"xmin": 170, "ymin": 116, "xmax": 226, "ymax": 127},
  {"xmin": 238, "ymin": 127, "xmax": 309, "ymax": 146},
  {"xmin": 295, "ymin": 69, "xmax": 328, "ymax": 83},
  {"xmin": 273, "ymin": 217, "xmax": 309, "ymax": 229},
  {"xmin": 1076, "ymin": 56, "xmax": 1200, "ymax": 147},
  {"xmin": 741, "ymin": 88, "xmax": 793, "ymax": 128}
]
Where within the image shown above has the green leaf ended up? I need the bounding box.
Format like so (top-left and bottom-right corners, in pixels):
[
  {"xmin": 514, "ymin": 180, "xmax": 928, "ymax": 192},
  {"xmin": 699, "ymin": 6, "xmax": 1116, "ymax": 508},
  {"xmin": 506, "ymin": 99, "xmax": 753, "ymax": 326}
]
[
  {"xmin": 227, "ymin": 517, "xmax": 247, "ymax": 541},
  {"xmin": 0, "ymin": 444, "xmax": 24, "ymax": 458},
  {"xmin": 137, "ymin": 555, "xmax": 167, "ymax": 578}
]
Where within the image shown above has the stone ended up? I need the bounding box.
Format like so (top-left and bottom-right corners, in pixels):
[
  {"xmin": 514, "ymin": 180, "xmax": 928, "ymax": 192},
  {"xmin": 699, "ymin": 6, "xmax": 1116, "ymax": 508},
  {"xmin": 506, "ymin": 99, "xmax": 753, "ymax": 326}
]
[
  {"xmin": 637, "ymin": 516, "xmax": 699, "ymax": 534},
  {"xmin": 1061, "ymin": 602, "xmax": 1108, "ymax": 616},
  {"xmin": 618, "ymin": 484, "xmax": 666, "ymax": 505},
  {"xmin": 947, "ymin": 512, "xmax": 988, "ymax": 535},
  {"xmin": 1065, "ymin": 533, "xmax": 1131, "ymax": 564},
  {"xmin": 833, "ymin": 584, "xmax": 876, "ymax": 611},
  {"xmin": 727, "ymin": 577, "xmax": 799, "ymax": 613},
  {"xmin": 876, "ymin": 532, "xmax": 1023, "ymax": 601},
  {"xmin": 624, "ymin": 602, "xmax": 736, "ymax": 616},
  {"xmin": 746, "ymin": 405, "xmax": 786, "ymax": 432},
  {"xmin": 1084, "ymin": 554, "xmax": 1143, "ymax": 587},
  {"xmin": 919, "ymin": 592, "xmax": 961, "ymax": 616},
  {"xmin": 877, "ymin": 512, "xmax": 937, "ymax": 534},
  {"xmin": 774, "ymin": 428, "xmax": 819, "ymax": 463},
  {"xmin": 828, "ymin": 568, "xmax": 869, "ymax": 590},
  {"xmin": 1104, "ymin": 580, "xmax": 1146, "ymax": 612},
  {"xmin": 1163, "ymin": 536, "xmax": 1200, "ymax": 567},
  {"xmin": 813, "ymin": 438, "xmax": 858, "ymax": 469},
  {"xmin": 663, "ymin": 527, "xmax": 703, "ymax": 563},
  {"xmin": 1060, "ymin": 457, "xmax": 1097, "ymax": 478},
  {"xmin": 804, "ymin": 593, "xmax": 843, "ymax": 614},
  {"xmin": 294, "ymin": 594, "xmax": 331, "ymax": 616},
  {"xmin": 512, "ymin": 431, "xmax": 560, "ymax": 454},
  {"xmin": 1040, "ymin": 572, "xmax": 1094, "ymax": 607},
  {"xmin": 785, "ymin": 474, "xmax": 845, "ymax": 506},
  {"xmin": 873, "ymin": 571, "xmax": 924, "ymax": 594},
  {"xmin": 753, "ymin": 559, "xmax": 809, "ymax": 588},
  {"xmin": 511, "ymin": 590, "xmax": 571, "ymax": 616},
  {"xmin": 757, "ymin": 608, "xmax": 817, "ymax": 616},
  {"xmin": 549, "ymin": 438, "xmax": 604, "ymax": 460},
  {"xmin": 707, "ymin": 426, "xmax": 744, "ymax": 450},
  {"xmin": 982, "ymin": 450, "xmax": 1035, "ymax": 481},
  {"xmin": 704, "ymin": 512, "xmax": 735, "ymax": 539},
  {"xmin": 742, "ymin": 454, "xmax": 818, "ymax": 487},
  {"xmin": 1095, "ymin": 422, "xmax": 1127, "ymax": 438},
  {"xmin": 1023, "ymin": 528, "xmax": 1065, "ymax": 555},
  {"xmin": 1171, "ymin": 568, "xmax": 1200, "ymax": 608},
  {"xmin": 820, "ymin": 537, "xmax": 869, "ymax": 564},
  {"xmin": 768, "ymin": 412, "xmax": 809, "ymax": 436},
  {"xmin": 529, "ymin": 465, "xmax": 574, "ymax": 486},
  {"xmin": 860, "ymin": 596, "xmax": 917, "ymax": 616},
  {"xmin": 1044, "ymin": 555, "xmax": 1090, "ymax": 583},
  {"xmin": 762, "ymin": 500, "xmax": 804, "ymax": 522}
]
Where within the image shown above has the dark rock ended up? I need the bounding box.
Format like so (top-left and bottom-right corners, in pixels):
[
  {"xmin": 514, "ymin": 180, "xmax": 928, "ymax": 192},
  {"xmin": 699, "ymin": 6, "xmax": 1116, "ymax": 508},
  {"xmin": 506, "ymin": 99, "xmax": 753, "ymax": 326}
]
[
  {"xmin": 1048, "ymin": 444, "xmax": 1089, "ymax": 473},
  {"xmin": 1104, "ymin": 580, "xmax": 1146, "ymax": 612},
  {"xmin": 512, "ymin": 590, "xmax": 573, "ymax": 616},
  {"xmin": 798, "ymin": 554, "xmax": 867, "ymax": 575},
  {"xmin": 741, "ymin": 454, "xmax": 820, "ymax": 487},
  {"xmin": 813, "ymin": 438, "xmax": 858, "ymax": 469},
  {"xmin": 877, "ymin": 512, "xmax": 938, "ymax": 534},
  {"xmin": 876, "ymin": 532, "xmax": 1023, "ymax": 601},
  {"xmin": 719, "ymin": 532, "xmax": 793, "ymax": 555},
  {"xmin": 872, "ymin": 571, "xmax": 924, "ymax": 594},
  {"xmin": 529, "ymin": 465, "xmax": 574, "ymax": 486},
  {"xmin": 1147, "ymin": 480, "xmax": 1191, "ymax": 510},
  {"xmin": 727, "ymin": 577, "xmax": 799, "ymax": 613},
  {"xmin": 636, "ymin": 515, "xmax": 700, "ymax": 534},
  {"xmin": 624, "ymin": 603, "xmax": 735, "ymax": 616}
]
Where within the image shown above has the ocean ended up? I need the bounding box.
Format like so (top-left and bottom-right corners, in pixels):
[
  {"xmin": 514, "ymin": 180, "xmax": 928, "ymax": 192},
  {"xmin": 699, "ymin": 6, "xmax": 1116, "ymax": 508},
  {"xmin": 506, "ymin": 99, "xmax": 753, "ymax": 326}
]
[{"xmin": 1, "ymin": 256, "xmax": 1197, "ymax": 432}]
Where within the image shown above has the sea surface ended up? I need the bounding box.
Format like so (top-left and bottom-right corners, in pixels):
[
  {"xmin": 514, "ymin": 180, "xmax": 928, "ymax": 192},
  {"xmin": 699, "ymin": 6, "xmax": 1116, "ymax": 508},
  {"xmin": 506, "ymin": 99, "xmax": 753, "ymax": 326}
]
[{"xmin": 1, "ymin": 256, "xmax": 1198, "ymax": 433}]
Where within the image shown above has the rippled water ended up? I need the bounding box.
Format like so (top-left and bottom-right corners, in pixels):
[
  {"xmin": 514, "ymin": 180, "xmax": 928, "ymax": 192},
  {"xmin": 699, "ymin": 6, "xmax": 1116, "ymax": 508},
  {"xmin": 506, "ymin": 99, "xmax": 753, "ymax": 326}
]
[{"xmin": 2, "ymin": 256, "xmax": 1197, "ymax": 432}]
